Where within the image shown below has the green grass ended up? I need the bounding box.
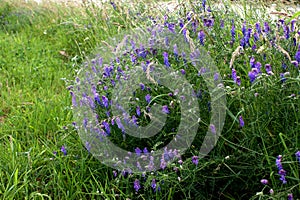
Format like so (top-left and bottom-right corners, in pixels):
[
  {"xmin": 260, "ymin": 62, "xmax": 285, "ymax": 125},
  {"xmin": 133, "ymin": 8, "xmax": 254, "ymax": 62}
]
[
  {"xmin": 0, "ymin": 0, "xmax": 299, "ymax": 199},
  {"xmin": 0, "ymin": 0, "xmax": 133, "ymax": 199}
]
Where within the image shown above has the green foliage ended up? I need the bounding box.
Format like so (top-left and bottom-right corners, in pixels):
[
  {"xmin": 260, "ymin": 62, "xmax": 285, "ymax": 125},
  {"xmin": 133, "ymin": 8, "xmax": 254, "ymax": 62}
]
[{"xmin": 0, "ymin": 0, "xmax": 299, "ymax": 199}]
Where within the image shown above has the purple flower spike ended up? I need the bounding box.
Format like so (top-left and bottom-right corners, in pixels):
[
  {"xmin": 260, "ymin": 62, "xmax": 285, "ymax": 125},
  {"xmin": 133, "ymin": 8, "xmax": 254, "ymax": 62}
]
[
  {"xmin": 115, "ymin": 117, "xmax": 125, "ymax": 133},
  {"xmin": 291, "ymin": 19, "xmax": 296, "ymax": 32},
  {"xmin": 247, "ymin": 28, "xmax": 252, "ymax": 43},
  {"xmin": 168, "ymin": 23, "xmax": 176, "ymax": 33},
  {"xmin": 143, "ymin": 147, "xmax": 148, "ymax": 154},
  {"xmin": 280, "ymin": 73, "xmax": 287, "ymax": 83},
  {"xmin": 110, "ymin": 1, "xmax": 116, "ymax": 10},
  {"xmin": 162, "ymin": 105, "xmax": 170, "ymax": 114},
  {"xmin": 135, "ymin": 147, "xmax": 142, "ymax": 156},
  {"xmin": 282, "ymin": 62, "xmax": 287, "ymax": 70},
  {"xmin": 136, "ymin": 106, "xmax": 141, "ymax": 116},
  {"xmin": 260, "ymin": 179, "xmax": 268, "ymax": 185},
  {"xmin": 85, "ymin": 141, "xmax": 91, "ymax": 152},
  {"xmin": 248, "ymin": 68, "xmax": 258, "ymax": 83},
  {"xmin": 165, "ymin": 36, "xmax": 169, "ymax": 46},
  {"xmin": 145, "ymin": 94, "xmax": 151, "ymax": 104},
  {"xmin": 293, "ymin": 37, "xmax": 297, "ymax": 46},
  {"xmin": 180, "ymin": 69, "xmax": 186, "ymax": 75},
  {"xmin": 253, "ymin": 32, "xmax": 259, "ymax": 42},
  {"xmin": 130, "ymin": 54, "xmax": 137, "ymax": 63},
  {"xmin": 163, "ymin": 52, "xmax": 170, "ymax": 67},
  {"xmin": 288, "ymin": 194, "xmax": 293, "ymax": 200},
  {"xmin": 174, "ymin": 44, "xmax": 178, "ymax": 58},
  {"xmin": 204, "ymin": 18, "xmax": 214, "ymax": 27},
  {"xmin": 160, "ymin": 157, "xmax": 167, "ymax": 169},
  {"xmin": 264, "ymin": 22, "xmax": 270, "ymax": 34},
  {"xmin": 220, "ymin": 20, "xmax": 224, "ymax": 28},
  {"xmin": 250, "ymin": 56, "xmax": 255, "ymax": 68},
  {"xmin": 214, "ymin": 73, "xmax": 219, "ymax": 81},
  {"xmin": 240, "ymin": 38, "xmax": 246, "ymax": 48},
  {"xmin": 131, "ymin": 115, "xmax": 138, "ymax": 126},
  {"xmin": 276, "ymin": 155, "xmax": 283, "ymax": 170},
  {"xmin": 61, "ymin": 145, "xmax": 67, "ymax": 156},
  {"xmin": 151, "ymin": 179, "xmax": 157, "ymax": 191},
  {"xmin": 255, "ymin": 22, "xmax": 262, "ymax": 35},
  {"xmin": 182, "ymin": 28, "xmax": 188, "ymax": 42},
  {"xmin": 70, "ymin": 91, "xmax": 77, "ymax": 107},
  {"xmin": 198, "ymin": 30, "xmax": 205, "ymax": 46},
  {"xmin": 102, "ymin": 95, "xmax": 109, "ymax": 108},
  {"xmin": 134, "ymin": 179, "xmax": 141, "ymax": 192},
  {"xmin": 102, "ymin": 121, "xmax": 111, "ymax": 135},
  {"xmin": 236, "ymin": 76, "xmax": 241, "ymax": 86},
  {"xmin": 179, "ymin": 19, "xmax": 184, "ymax": 28},
  {"xmin": 202, "ymin": 0, "xmax": 206, "ymax": 11},
  {"xmin": 276, "ymin": 155, "xmax": 287, "ymax": 184},
  {"xmin": 192, "ymin": 155, "xmax": 199, "ymax": 166},
  {"xmin": 242, "ymin": 21, "xmax": 247, "ymax": 36},
  {"xmin": 210, "ymin": 124, "xmax": 216, "ymax": 134},
  {"xmin": 113, "ymin": 170, "xmax": 117, "ymax": 177},
  {"xmin": 279, "ymin": 169, "xmax": 287, "ymax": 184},
  {"xmin": 265, "ymin": 64, "xmax": 272, "ymax": 74},
  {"xmin": 255, "ymin": 62, "xmax": 262, "ymax": 73},
  {"xmin": 239, "ymin": 115, "xmax": 244, "ymax": 128},
  {"xmin": 232, "ymin": 68, "xmax": 237, "ymax": 83},
  {"xmin": 140, "ymin": 83, "xmax": 145, "ymax": 90}
]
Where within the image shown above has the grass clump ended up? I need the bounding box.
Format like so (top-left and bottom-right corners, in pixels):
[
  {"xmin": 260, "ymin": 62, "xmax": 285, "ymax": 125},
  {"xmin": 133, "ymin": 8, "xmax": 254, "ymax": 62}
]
[{"xmin": 0, "ymin": 0, "xmax": 299, "ymax": 199}]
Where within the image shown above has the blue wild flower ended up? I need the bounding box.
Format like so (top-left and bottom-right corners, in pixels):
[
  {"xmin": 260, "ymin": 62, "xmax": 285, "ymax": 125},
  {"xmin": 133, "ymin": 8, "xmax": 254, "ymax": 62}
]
[
  {"xmin": 255, "ymin": 22, "xmax": 262, "ymax": 35},
  {"xmin": 162, "ymin": 105, "xmax": 170, "ymax": 114},
  {"xmin": 173, "ymin": 44, "xmax": 179, "ymax": 60},
  {"xmin": 209, "ymin": 124, "xmax": 216, "ymax": 134},
  {"xmin": 151, "ymin": 179, "xmax": 157, "ymax": 191},
  {"xmin": 136, "ymin": 106, "xmax": 141, "ymax": 116},
  {"xmin": 288, "ymin": 193, "xmax": 293, "ymax": 200},
  {"xmin": 283, "ymin": 24, "xmax": 290, "ymax": 39},
  {"xmin": 250, "ymin": 56, "xmax": 255, "ymax": 68},
  {"xmin": 276, "ymin": 155, "xmax": 287, "ymax": 184},
  {"xmin": 134, "ymin": 179, "xmax": 141, "ymax": 192},
  {"xmin": 163, "ymin": 52, "xmax": 170, "ymax": 67},
  {"xmin": 135, "ymin": 147, "xmax": 142, "ymax": 156},
  {"xmin": 231, "ymin": 23, "xmax": 236, "ymax": 42},
  {"xmin": 202, "ymin": 0, "xmax": 206, "ymax": 11},
  {"xmin": 255, "ymin": 62, "xmax": 262, "ymax": 73},
  {"xmin": 220, "ymin": 20, "xmax": 224, "ymax": 28},
  {"xmin": 239, "ymin": 115, "xmax": 244, "ymax": 128},
  {"xmin": 265, "ymin": 64, "xmax": 272, "ymax": 74},
  {"xmin": 263, "ymin": 22, "xmax": 270, "ymax": 35},
  {"xmin": 198, "ymin": 30, "xmax": 205, "ymax": 46},
  {"xmin": 260, "ymin": 179, "xmax": 268, "ymax": 185},
  {"xmin": 248, "ymin": 68, "xmax": 259, "ymax": 83},
  {"xmin": 291, "ymin": 19, "xmax": 296, "ymax": 32},
  {"xmin": 192, "ymin": 156, "xmax": 199, "ymax": 166},
  {"xmin": 145, "ymin": 94, "xmax": 151, "ymax": 104},
  {"xmin": 231, "ymin": 68, "xmax": 237, "ymax": 83},
  {"xmin": 61, "ymin": 145, "xmax": 67, "ymax": 156}
]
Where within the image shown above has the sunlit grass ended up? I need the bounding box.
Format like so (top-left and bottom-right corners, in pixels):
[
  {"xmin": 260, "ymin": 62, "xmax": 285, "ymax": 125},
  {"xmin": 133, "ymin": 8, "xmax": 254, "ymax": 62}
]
[{"xmin": 0, "ymin": 0, "xmax": 299, "ymax": 199}]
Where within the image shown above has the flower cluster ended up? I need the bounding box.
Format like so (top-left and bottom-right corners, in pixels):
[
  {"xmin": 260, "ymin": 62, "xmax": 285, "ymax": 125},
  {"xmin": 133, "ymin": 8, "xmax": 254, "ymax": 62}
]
[
  {"xmin": 275, "ymin": 155, "xmax": 287, "ymax": 184},
  {"xmin": 67, "ymin": 1, "xmax": 300, "ymax": 197}
]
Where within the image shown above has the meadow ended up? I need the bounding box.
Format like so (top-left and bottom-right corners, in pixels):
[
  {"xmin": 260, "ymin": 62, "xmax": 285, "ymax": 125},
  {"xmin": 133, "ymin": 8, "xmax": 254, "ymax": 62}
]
[{"xmin": 0, "ymin": 0, "xmax": 299, "ymax": 199}]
